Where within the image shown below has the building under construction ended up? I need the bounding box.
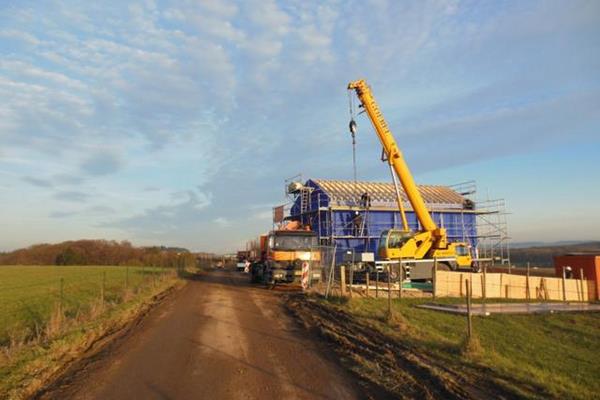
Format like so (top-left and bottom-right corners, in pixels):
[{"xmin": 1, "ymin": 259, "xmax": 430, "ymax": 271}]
[{"xmin": 282, "ymin": 178, "xmax": 510, "ymax": 265}]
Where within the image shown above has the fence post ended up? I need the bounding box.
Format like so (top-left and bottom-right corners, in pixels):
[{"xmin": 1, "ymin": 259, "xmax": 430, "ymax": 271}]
[
  {"xmin": 348, "ymin": 264, "xmax": 353, "ymax": 299},
  {"xmin": 398, "ymin": 260, "xmax": 403, "ymax": 299},
  {"xmin": 375, "ymin": 270, "xmax": 379, "ymax": 298},
  {"xmin": 562, "ymin": 267, "xmax": 567, "ymax": 302},
  {"xmin": 580, "ymin": 269, "xmax": 585, "ymax": 302},
  {"xmin": 340, "ymin": 265, "xmax": 346, "ymax": 297},
  {"xmin": 482, "ymin": 264, "xmax": 487, "ymax": 302},
  {"xmin": 466, "ymin": 279, "xmax": 472, "ymax": 338},
  {"xmin": 432, "ymin": 257, "xmax": 437, "ymax": 300},
  {"xmin": 526, "ymin": 262, "xmax": 531, "ymax": 302},
  {"xmin": 387, "ymin": 264, "xmax": 392, "ymax": 319},
  {"xmin": 480, "ymin": 274, "xmax": 485, "ymax": 305},
  {"xmin": 365, "ymin": 270, "xmax": 370, "ymax": 298},
  {"xmin": 101, "ymin": 271, "xmax": 106, "ymax": 307},
  {"xmin": 59, "ymin": 277, "xmax": 64, "ymax": 315}
]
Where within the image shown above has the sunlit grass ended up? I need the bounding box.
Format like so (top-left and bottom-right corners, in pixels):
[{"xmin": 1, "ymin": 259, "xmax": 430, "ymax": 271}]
[{"xmin": 323, "ymin": 296, "xmax": 600, "ymax": 400}]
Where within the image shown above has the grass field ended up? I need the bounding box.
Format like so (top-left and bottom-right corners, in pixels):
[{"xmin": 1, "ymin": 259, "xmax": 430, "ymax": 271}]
[
  {"xmin": 0, "ymin": 265, "xmax": 167, "ymax": 345},
  {"xmin": 325, "ymin": 296, "xmax": 600, "ymax": 399},
  {"xmin": 0, "ymin": 265, "xmax": 181, "ymax": 399}
]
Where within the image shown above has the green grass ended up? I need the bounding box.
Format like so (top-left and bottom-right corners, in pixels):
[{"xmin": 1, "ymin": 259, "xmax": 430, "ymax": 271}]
[
  {"xmin": 325, "ymin": 296, "xmax": 600, "ymax": 400},
  {"xmin": 0, "ymin": 265, "xmax": 167, "ymax": 345},
  {"xmin": 0, "ymin": 265, "xmax": 182, "ymax": 399}
]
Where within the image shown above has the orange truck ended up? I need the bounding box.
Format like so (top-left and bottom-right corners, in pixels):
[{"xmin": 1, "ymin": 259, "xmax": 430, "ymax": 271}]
[{"xmin": 249, "ymin": 227, "xmax": 322, "ymax": 288}]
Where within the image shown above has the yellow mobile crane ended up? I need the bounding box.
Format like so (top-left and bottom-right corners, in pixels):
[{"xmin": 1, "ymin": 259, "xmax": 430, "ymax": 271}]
[{"xmin": 347, "ymin": 79, "xmax": 474, "ymax": 272}]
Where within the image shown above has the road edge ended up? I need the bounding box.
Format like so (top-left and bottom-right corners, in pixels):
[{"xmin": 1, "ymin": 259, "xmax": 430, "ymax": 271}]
[{"xmin": 29, "ymin": 278, "xmax": 187, "ymax": 400}]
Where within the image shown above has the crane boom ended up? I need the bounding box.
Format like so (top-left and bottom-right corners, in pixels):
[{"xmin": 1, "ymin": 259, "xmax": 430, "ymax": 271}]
[{"xmin": 348, "ymin": 79, "xmax": 437, "ymax": 233}]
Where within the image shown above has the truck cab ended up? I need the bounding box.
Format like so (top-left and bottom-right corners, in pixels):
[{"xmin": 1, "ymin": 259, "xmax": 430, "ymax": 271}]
[{"xmin": 251, "ymin": 230, "xmax": 322, "ymax": 287}]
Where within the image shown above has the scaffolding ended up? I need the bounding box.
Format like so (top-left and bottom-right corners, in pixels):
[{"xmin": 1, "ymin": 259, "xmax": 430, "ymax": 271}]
[
  {"xmin": 451, "ymin": 181, "xmax": 510, "ymax": 265},
  {"xmin": 284, "ymin": 178, "xmax": 511, "ymax": 266}
]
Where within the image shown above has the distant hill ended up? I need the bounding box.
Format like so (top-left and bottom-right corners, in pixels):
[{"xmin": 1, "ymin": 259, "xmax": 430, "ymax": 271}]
[
  {"xmin": 0, "ymin": 239, "xmax": 195, "ymax": 267},
  {"xmin": 510, "ymin": 241, "xmax": 600, "ymax": 267},
  {"xmin": 510, "ymin": 240, "xmax": 597, "ymax": 249}
]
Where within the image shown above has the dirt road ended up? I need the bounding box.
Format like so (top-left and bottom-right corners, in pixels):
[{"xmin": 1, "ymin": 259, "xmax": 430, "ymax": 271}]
[{"xmin": 40, "ymin": 270, "xmax": 361, "ymax": 400}]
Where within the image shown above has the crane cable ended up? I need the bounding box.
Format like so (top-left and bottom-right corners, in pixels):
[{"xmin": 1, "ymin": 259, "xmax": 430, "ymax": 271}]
[{"xmin": 348, "ymin": 90, "xmax": 358, "ymax": 187}]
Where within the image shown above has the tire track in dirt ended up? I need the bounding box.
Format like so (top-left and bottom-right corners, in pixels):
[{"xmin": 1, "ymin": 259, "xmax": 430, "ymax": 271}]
[
  {"xmin": 287, "ymin": 295, "xmax": 528, "ymax": 400},
  {"xmin": 36, "ymin": 270, "xmax": 362, "ymax": 400}
]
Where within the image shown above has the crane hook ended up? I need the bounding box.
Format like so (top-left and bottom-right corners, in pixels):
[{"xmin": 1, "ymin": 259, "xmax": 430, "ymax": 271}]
[{"xmin": 349, "ymin": 119, "xmax": 357, "ymax": 135}]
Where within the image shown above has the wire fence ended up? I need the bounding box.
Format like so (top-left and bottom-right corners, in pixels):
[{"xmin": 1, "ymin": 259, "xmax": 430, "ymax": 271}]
[
  {"xmin": 317, "ymin": 259, "xmax": 597, "ymax": 303},
  {"xmin": 0, "ymin": 265, "xmax": 180, "ymax": 348}
]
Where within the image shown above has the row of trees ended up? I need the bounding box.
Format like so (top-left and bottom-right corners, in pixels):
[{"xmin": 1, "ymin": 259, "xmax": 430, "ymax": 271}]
[{"xmin": 0, "ymin": 240, "xmax": 199, "ymax": 268}]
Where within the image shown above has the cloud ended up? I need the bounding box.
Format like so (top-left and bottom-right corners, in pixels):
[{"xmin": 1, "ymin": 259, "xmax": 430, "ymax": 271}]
[
  {"xmin": 105, "ymin": 189, "xmax": 212, "ymax": 236},
  {"xmin": 49, "ymin": 210, "xmax": 78, "ymax": 218},
  {"xmin": 213, "ymin": 217, "xmax": 231, "ymax": 227},
  {"xmin": 54, "ymin": 190, "xmax": 90, "ymax": 203},
  {"xmin": 22, "ymin": 176, "xmax": 53, "ymax": 188},
  {"xmin": 1, "ymin": 1, "xmax": 599, "ymax": 252},
  {"xmin": 80, "ymin": 150, "xmax": 123, "ymax": 176},
  {"xmin": 53, "ymin": 173, "xmax": 86, "ymax": 185},
  {"xmin": 87, "ymin": 205, "xmax": 115, "ymax": 215}
]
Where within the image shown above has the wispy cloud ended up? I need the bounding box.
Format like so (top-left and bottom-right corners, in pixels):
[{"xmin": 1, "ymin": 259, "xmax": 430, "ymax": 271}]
[
  {"xmin": 22, "ymin": 176, "xmax": 53, "ymax": 188},
  {"xmin": 54, "ymin": 190, "xmax": 90, "ymax": 203},
  {"xmin": 0, "ymin": 0, "xmax": 598, "ymax": 251},
  {"xmin": 80, "ymin": 150, "xmax": 123, "ymax": 176}
]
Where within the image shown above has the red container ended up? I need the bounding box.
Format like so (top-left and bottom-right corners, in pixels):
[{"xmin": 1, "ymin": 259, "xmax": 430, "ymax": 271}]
[{"xmin": 554, "ymin": 254, "xmax": 600, "ymax": 300}]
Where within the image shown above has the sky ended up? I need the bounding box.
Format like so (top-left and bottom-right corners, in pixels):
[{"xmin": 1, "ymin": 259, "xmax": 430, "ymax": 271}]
[{"xmin": 0, "ymin": 0, "xmax": 599, "ymax": 253}]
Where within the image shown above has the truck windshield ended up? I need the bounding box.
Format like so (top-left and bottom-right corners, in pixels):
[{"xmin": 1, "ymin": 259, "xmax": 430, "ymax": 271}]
[{"xmin": 272, "ymin": 234, "xmax": 317, "ymax": 250}]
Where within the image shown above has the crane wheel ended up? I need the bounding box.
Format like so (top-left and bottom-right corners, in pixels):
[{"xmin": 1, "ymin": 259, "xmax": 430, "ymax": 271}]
[{"xmin": 438, "ymin": 262, "xmax": 455, "ymax": 271}]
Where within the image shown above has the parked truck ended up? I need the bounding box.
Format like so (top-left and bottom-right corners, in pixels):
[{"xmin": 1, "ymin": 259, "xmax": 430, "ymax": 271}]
[{"xmin": 250, "ymin": 224, "xmax": 322, "ymax": 288}]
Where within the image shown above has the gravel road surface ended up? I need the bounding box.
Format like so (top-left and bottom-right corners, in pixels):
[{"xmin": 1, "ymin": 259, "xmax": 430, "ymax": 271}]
[{"xmin": 41, "ymin": 270, "xmax": 361, "ymax": 399}]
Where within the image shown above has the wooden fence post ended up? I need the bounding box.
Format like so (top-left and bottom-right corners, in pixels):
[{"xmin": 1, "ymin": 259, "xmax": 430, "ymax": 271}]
[
  {"xmin": 580, "ymin": 269, "xmax": 585, "ymax": 302},
  {"xmin": 348, "ymin": 260, "xmax": 354, "ymax": 298},
  {"xmin": 432, "ymin": 257, "xmax": 437, "ymax": 300},
  {"xmin": 480, "ymin": 273, "xmax": 485, "ymax": 305},
  {"xmin": 526, "ymin": 262, "xmax": 531, "ymax": 302},
  {"xmin": 375, "ymin": 270, "xmax": 379, "ymax": 298},
  {"xmin": 101, "ymin": 271, "xmax": 106, "ymax": 307},
  {"xmin": 387, "ymin": 265, "xmax": 392, "ymax": 319},
  {"xmin": 466, "ymin": 279, "xmax": 472, "ymax": 338},
  {"xmin": 59, "ymin": 277, "xmax": 64, "ymax": 315},
  {"xmin": 398, "ymin": 260, "xmax": 403, "ymax": 299},
  {"xmin": 482, "ymin": 264, "xmax": 487, "ymax": 302},
  {"xmin": 562, "ymin": 267, "xmax": 567, "ymax": 302},
  {"xmin": 340, "ymin": 265, "xmax": 346, "ymax": 297},
  {"xmin": 365, "ymin": 270, "xmax": 370, "ymax": 298}
]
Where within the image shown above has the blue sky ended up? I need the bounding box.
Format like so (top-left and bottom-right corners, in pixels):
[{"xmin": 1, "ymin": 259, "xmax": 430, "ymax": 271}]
[{"xmin": 0, "ymin": 0, "xmax": 599, "ymax": 252}]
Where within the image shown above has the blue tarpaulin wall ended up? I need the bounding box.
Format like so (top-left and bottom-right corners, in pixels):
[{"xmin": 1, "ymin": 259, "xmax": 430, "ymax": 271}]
[{"xmin": 290, "ymin": 179, "xmax": 478, "ymax": 261}]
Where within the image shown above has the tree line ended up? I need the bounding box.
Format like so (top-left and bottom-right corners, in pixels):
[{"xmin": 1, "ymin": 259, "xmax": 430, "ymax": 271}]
[{"xmin": 0, "ymin": 239, "xmax": 201, "ymax": 268}]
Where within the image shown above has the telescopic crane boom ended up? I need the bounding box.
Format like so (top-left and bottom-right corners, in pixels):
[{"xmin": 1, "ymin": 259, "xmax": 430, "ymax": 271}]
[{"xmin": 348, "ymin": 79, "xmax": 473, "ymax": 270}]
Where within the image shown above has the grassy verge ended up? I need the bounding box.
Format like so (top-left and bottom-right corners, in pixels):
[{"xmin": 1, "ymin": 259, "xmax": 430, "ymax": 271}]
[
  {"xmin": 0, "ymin": 265, "xmax": 185, "ymax": 400},
  {"xmin": 307, "ymin": 296, "xmax": 600, "ymax": 399}
]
